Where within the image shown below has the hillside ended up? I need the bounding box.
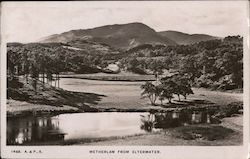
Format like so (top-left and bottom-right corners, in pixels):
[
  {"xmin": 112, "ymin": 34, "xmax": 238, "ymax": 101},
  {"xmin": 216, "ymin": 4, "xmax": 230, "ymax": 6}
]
[
  {"xmin": 8, "ymin": 35, "xmax": 243, "ymax": 90},
  {"xmin": 7, "ymin": 76, "xmax": 102, "ymax": 116},
  {"xmin": 158, "ymin": 30, "xmax": 219, "ymax": 45},
  {"xmin": 40, "ymin": 22, "xmax": 176, "ymax": 50},
  {"xmin": 7, "ymin": 42, "xmax": 114, "ymax": 74},
  {"xmin": 118, "ymin": 36, "xmax": 243, "ymax": 90}
]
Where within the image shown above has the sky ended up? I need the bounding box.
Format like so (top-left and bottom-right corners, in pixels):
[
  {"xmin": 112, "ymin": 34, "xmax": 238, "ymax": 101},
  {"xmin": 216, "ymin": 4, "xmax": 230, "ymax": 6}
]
[{"xmin": 1, "ymin": 1, "xmax": 249, "ymax": 43}]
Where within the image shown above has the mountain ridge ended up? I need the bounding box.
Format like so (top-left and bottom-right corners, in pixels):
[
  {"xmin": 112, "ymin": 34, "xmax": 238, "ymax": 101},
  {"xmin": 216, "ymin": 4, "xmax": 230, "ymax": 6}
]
[
  {"xmin": 158, "ymin": 30, "xmax": 219, "ymax": 45},
  {"xmin": 40, "ymin": 22, "xmax": 220, "ymax": 49},
  {"xmin": 39, "ymin": 22, "xmax": 176, "ymax": 50}
]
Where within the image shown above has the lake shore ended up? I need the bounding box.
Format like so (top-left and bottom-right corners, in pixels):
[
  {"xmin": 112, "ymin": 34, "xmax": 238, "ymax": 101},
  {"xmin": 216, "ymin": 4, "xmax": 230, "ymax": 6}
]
[
  {"xmin": 7, "ymin": 76, "xmax": 244, "ymax": 146},
  {"xmin": 15, "ymin": 116, "xmax": 241, "ymax": 146},
  {"xmin": 81, "ymin": 120, "xmax": 243, "ymax": 146},
  {"xmin": 7, "ymin": 99, "xmax": 80, "ymax": 117},
  {"xmin": 62, "ymin": 115, "xmax": 242, "ymax": 146}
]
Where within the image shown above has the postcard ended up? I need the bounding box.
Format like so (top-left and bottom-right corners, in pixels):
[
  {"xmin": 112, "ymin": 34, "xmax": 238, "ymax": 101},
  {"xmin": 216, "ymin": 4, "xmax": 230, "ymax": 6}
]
[{"xmin": 1, "ymin": 1, "xmax": 249, "ymax": 159}]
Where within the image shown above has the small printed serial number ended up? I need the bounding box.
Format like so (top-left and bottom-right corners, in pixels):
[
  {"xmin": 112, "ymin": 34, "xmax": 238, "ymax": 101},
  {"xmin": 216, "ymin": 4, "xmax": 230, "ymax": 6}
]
[{"xmin": 11, "ymin": 150, "xmax": 43, "ymax": 154}]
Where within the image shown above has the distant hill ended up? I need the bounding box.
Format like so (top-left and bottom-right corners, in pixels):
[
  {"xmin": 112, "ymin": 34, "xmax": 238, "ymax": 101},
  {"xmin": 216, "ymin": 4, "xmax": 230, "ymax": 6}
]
[
  {"xmin": 158, "ymin": 30, "xmax": 219, "ymax": 45},
  {"xmin": 65, "ymin": 39, "xmax": 120, "ymax": 54},
  {"xmin": 39, "ymin": 22, "xmax": 176, "ymax": 50}
]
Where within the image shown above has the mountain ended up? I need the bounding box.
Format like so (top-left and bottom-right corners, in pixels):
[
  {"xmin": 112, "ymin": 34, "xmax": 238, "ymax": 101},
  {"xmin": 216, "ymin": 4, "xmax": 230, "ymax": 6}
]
[
  {"xmin": 40, "ymin": 22, "xmax": 176, "ymax": 50},
  {"xmin": 65, "ymin": 39, "xmax": 120, "ymax": 54},
  {"xmin": 158, "ymin": 30, "xmax": 219, "ymax": 45}
]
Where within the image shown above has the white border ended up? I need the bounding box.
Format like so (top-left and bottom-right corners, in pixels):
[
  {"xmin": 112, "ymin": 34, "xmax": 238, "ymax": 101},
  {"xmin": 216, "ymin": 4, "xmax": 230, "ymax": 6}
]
[{"xmin": 1, "ymin": 1, "xmax": 249, "ymax": 159}]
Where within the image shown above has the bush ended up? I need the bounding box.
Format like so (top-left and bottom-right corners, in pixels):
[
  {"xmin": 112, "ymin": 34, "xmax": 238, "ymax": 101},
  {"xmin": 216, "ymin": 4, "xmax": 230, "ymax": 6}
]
[
  {"xmin": 195, "ymin": 74, "xmax": 214, "ymax": 88},
  {"xmin": 174, "ymin": 126, "xmax": 234, "ymax": 141},
  {"xmin": 130, "ymin": 67, "xmax": 147, "ymax": 75},
  {"xmin": 215, "ymin": 102, "xmax": 243, "ymax": 118},
  {"xmin": 7, "ymin": 77, "xmax": 23, "ymax": 89},
  {"xmin": 7, "ymin": 88, "xmax": 30, "ymax": 101}
]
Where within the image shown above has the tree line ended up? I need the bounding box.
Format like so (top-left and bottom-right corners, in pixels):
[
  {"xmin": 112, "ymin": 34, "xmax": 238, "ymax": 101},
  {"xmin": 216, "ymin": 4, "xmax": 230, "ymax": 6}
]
[
  {"xmin": 121, "ymin": 36, "xmax": 243, "ymax": 90},
  {"xmin": 7, "ymin": 43, "xmax": 67, "ymax": 89},
  {"xmin": 7, "ymin": 42, "xmax": 112, "ymax": 89}
]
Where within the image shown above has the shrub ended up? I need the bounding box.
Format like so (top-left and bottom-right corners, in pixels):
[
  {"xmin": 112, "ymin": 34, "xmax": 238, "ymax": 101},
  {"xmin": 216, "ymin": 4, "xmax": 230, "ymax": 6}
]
[{"xmin": 215, "ymin": 102, "xmax": 243, "ymax": 118}]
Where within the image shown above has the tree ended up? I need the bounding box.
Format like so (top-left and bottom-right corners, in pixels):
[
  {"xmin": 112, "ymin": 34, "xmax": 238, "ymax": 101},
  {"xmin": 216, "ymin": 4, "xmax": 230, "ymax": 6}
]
[
  {"xmin": 7, "ymin": 49, "xmax": 22, "ymax": 78},
  {"xmin": 30, "ymin": 63, "xmax": 39, "ymax": 91},
  {"xmin": 149, "ymin": 60, "xmax": 164, "ymax": 81},
  {"xmin": 180, "ymin": 85, "xmax": 193, "ymax": 99},
  {"xmin": 157, "ymin": 84, "xmax": 164, "ymax": 105},
  {"xmin": 141, "ymin": 82, "xmax": 158, "ymax": 105},
  {"xmin": 171, "ymin": 74, "xmax": 193, "ymax": 101},
  {"xmin": 179, "ymin": 55, "xmax": 201, "ymax": 82},
  {"xmin": 159, "ymin": 88, "xmax": 174, "ymax": 104},
  {"xmin": 22, "ymin": 49, "xmax": 31, "ymax": 84},
  {"xmin": 160, "ymin": 79, "xmax": 176, "ymax": 103}
]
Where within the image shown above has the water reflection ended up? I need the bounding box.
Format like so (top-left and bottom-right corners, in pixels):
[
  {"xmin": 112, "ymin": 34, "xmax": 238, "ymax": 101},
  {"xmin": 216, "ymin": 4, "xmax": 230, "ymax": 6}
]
[
  {"xmin": 7, "ymin": 112, "xmax": 219, "ymax": 145},
  {"xmin": 140, "ymin": 111, "xmax": 219, "ymax": 132},
  {"xmin": 7, "ymin": 116, "xmax": 64, "ymax": 145},
  {"xmin": 7, "ymin": 113, "xmax": 146, "ymax": 145}
]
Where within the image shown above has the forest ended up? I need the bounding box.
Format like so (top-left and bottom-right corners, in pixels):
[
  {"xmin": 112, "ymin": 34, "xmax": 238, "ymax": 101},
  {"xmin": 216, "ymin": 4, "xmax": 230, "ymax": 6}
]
[
  {"xmin": 120, "ymin": 36, "xmax": 243, "ymax": 90},
  {"xmin": 7, "ymin": 35, "xmax": 243, "ymax": 91}
]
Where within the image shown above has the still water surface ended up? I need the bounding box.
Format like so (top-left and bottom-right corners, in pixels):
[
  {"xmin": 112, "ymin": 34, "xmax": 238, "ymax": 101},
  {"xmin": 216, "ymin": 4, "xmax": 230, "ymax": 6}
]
[{"xmin": 7, "ymin": 111, "xmax": 218, "ymax": 145}]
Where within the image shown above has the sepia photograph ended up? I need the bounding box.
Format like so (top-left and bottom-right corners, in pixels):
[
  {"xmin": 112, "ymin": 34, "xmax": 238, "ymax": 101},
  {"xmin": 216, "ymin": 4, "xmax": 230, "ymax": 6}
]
[{"xmin": 1, "ymin": 1, "xmax": 249, "ymax": 159}]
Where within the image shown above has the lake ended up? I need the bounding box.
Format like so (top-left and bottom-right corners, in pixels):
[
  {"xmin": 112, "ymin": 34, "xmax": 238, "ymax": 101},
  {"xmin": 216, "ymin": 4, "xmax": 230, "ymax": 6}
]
[
  {"xmin": 7, "ymin": 111, "xmax": 218, "ymax": 145},
  {"xmin": 7, "ymin": 78, "xmax": 240, "ymax": 145}
]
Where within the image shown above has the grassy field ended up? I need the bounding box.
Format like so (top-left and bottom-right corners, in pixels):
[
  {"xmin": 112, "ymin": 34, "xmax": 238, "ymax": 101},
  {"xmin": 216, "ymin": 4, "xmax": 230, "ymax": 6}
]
[
  {"xmin": 8, "ymin": 76, "xmax": 243, "ymax": 115},
  {"xmin": 59, "ymin": 78, "xmax": 243, "ymax": 110}
]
